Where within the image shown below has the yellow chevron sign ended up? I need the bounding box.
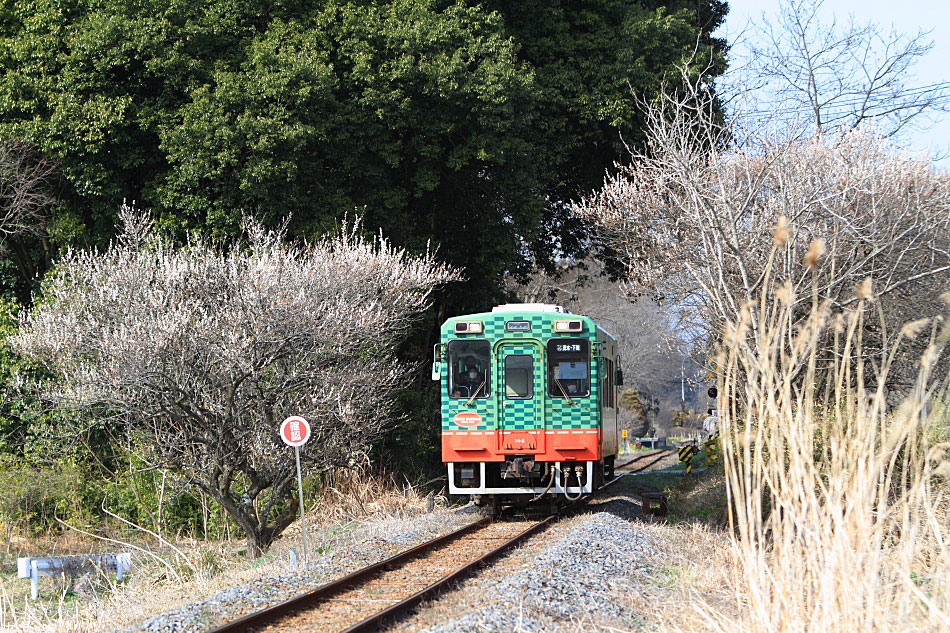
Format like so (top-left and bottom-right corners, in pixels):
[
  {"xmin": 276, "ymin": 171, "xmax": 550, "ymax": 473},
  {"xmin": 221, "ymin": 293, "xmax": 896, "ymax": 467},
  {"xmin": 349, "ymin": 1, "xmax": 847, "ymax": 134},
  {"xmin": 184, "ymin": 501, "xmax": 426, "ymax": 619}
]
[
  {"xmin": 704, "ymin": 433, "xmax": 721, "ymax": 463},
  {"xmin": 678, "ymin": 444, "xmax": 698, "ymax": 474},
  {"xmin": 678, "ymin": 445, "xmax": 697, "ymax": 460}
]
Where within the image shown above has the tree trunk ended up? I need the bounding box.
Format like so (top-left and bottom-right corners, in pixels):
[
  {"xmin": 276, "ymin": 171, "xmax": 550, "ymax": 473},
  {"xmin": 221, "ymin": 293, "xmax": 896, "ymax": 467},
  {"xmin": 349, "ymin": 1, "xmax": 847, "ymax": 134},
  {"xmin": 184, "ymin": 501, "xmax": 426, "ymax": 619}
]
[
  {"xmin": 245, "ymin": 534, "xmax": 264, "ymax": 559},
  {"xmin": 210, "ymin": 491, "xmax": 265, "ymax": 558},
  {"xmin": 206, "ymin": 481, "xmax": 300, "ymax": 558}
]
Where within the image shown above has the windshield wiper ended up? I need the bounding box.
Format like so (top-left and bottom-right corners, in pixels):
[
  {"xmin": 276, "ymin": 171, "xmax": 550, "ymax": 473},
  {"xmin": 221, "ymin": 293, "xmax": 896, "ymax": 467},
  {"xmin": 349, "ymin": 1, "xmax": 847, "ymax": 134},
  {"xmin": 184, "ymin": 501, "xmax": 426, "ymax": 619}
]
[
  {"xmin": 466, "ymin": 377, "xmax": 487, "ymax": 406},
  {"xmin": 554, "ymin": 376, "xmax": 577, "ymax": 405}
]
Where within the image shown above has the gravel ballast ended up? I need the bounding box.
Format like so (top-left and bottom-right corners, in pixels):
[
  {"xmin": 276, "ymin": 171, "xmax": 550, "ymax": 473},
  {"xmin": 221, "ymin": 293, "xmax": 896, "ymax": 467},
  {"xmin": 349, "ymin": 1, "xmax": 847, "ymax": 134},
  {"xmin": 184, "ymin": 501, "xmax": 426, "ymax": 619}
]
[
  {"xmin": 126, "ymin": 458, "xmax": 682, "ymax": 633},
  {"xmin": 128, "ymin": 506, "xmax": 660, "ymax": 633},
  {"xmin": 417, "ymin": 511, "xmax": 654, "ymax": 633},
  {"xmin": 128, "ymin": 507, "xmax": 480, "ymax": 633}
]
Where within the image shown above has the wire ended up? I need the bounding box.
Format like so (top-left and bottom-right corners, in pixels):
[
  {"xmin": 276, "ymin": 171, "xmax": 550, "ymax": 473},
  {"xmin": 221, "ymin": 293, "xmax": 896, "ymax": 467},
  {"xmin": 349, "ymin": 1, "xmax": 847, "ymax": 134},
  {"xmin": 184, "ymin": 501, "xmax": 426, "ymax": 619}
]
[{"xmin": 722, "ymin": 80, "xmax": 950, "ymax": 121}]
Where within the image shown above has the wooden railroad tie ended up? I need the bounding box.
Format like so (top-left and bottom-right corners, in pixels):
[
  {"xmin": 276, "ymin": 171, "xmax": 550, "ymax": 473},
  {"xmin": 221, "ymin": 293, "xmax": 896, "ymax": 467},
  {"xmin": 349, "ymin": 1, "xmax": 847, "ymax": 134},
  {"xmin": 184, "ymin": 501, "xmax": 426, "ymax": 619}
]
[{"xmin": 640, "ymin": 491, "xmax": 669, "ymax": 517}]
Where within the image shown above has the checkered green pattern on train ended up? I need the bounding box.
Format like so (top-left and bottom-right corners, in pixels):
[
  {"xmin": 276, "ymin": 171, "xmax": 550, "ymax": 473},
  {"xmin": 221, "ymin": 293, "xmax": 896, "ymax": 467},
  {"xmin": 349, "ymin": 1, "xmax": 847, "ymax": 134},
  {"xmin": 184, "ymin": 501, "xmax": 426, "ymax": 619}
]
[
  {"xmin": 440, "ymin": 363, "xmax": 601, "ymax": 431},
  {"xmin": 545, "ymin": 354, "xmax": 599, "ymax": 429},
  {"xmin": 482, "ymin": 313, "xmax": 548, "ymax": 339},
  {"xmin": 499, "ymin": 399, "xmax": 537, "ymax": 429},
  {"xmin": 440, "ymin": 311, "xmax": 597, "ymax": 340},
  {"xmin": 497, "ymin": 343, "xmax": 541, "ymax": 430},
  {"xmin": 440, "ymin": 309, "xmax": 604, "ymax": 431},
  {"xmin": 441, "ymin": 394, "xmax": 493, "ymax": 431}
]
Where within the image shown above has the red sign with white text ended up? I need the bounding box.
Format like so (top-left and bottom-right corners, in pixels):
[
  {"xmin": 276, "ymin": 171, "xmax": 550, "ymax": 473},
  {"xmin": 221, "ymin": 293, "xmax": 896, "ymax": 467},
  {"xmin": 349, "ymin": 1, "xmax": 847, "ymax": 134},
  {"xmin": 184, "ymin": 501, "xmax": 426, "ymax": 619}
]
[
  {"xmin": 280, "ymin": 416, "xmax": 311, "ymax": 447},
  {"xmin": 453, "ymin": 411, "xmax": 482, "ymax": 428}
]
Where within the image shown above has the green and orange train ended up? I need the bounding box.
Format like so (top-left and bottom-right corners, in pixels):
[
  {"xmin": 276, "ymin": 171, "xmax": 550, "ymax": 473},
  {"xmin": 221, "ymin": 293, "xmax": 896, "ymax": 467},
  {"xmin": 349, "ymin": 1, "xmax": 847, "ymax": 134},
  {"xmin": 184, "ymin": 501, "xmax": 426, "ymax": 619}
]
[{"xmin": 433, "ymin": 303, "xmax": 622, "ymax": 507}]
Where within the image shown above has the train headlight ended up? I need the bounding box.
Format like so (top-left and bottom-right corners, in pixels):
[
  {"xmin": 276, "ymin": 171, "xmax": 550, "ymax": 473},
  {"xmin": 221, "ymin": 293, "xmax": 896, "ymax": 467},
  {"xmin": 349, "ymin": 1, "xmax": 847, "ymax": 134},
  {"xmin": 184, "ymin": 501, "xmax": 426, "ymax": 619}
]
[
  {"xmin": 454, "ymin": 321, "xmax": 483, "ymax": 334},
  {"xmin": 554, "ymin": 319, "xmax": 583, "ymax": 332}
]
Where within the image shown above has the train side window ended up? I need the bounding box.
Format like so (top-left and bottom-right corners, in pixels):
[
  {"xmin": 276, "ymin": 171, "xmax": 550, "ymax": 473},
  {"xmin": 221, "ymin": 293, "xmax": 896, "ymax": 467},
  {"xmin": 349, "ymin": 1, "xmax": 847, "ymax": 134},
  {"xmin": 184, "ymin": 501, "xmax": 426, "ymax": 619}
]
[
  {"xmin": 447, "ymin": 340, "xmax": 490, "ymax": 398},
  {"xmin": 547, "ymin": 339, "xmax": 590, "ymax": 398},
  {"xmin": 504, "ymin": 355, "xmax": 533, "ymax": 399},
  {"xmin": 608, "ymin": 359, "xmax": 616, "ymax": 407},
  {"xmin": 603, "ymin": 358, "xmax": 615, "ymax": 408}
]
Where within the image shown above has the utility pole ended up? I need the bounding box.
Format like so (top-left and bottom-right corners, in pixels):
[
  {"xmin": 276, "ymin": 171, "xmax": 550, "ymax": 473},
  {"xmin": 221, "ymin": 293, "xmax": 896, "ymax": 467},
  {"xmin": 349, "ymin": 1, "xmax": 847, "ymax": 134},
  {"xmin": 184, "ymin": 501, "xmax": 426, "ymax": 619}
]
[{"xmin": 681, "ymin": 358, "xmax": 686, "ymax": 406}]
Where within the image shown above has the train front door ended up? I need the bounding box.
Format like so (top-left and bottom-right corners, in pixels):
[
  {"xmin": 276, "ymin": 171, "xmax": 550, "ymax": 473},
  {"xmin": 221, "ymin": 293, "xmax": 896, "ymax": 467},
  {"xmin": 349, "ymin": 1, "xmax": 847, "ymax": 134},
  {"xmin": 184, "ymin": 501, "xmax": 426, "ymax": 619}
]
[{"xmin": 497, "ymin": 342, "xmax": 545, "ymax": 453}]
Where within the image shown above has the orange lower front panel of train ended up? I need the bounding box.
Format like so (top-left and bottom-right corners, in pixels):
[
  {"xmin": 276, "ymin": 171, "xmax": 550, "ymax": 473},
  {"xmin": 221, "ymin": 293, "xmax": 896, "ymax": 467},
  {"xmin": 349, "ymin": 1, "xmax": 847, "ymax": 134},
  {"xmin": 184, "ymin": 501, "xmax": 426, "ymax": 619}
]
[{"xmin": 442, "ymin": 429, "xmax": 601, "ymax": 462}]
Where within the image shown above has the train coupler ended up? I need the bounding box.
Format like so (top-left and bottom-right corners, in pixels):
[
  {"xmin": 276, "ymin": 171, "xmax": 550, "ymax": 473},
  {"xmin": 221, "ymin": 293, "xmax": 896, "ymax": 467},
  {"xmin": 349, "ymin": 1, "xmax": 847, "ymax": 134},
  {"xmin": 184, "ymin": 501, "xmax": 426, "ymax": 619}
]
[{"xmin": 501, "ymin": 456, "xmax": 539, "ymax": 480}]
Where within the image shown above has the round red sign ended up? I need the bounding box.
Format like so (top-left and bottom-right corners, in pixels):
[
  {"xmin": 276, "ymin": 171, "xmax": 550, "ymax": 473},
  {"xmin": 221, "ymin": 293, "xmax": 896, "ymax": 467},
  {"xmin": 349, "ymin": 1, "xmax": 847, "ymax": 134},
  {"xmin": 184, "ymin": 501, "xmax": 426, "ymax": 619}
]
[
  {"xmin": 280, "ymin": 416, "xmax": 311, "ymax": 447},
  {"xmin": 453, "ymin": 411, "xmax": 482, "ymax": 428}
]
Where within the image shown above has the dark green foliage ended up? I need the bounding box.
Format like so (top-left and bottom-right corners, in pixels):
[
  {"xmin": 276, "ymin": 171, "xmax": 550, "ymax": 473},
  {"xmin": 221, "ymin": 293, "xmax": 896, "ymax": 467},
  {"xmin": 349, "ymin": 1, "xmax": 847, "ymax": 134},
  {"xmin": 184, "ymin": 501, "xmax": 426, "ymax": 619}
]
[
  {"xmin": 0, "ymin": 0, "xmax": 727, "ymax": 491},
  {"xmin": 379, "ymin": 375, "xmax": 444, "ymax": 477},
  {"xmin": 0, "ymin": 297, "xmax": 215, "ymax": 542},
  {"xmin": 0, "ymin": 297, "xmax": 46, "ymax": 455},
  {"xmin": 0, "ymin": 0, "xmax": 726, "ymax": 299},
  {"xmin": 0, "ymin": 456, "xmax": 85, "ymax": 551}
]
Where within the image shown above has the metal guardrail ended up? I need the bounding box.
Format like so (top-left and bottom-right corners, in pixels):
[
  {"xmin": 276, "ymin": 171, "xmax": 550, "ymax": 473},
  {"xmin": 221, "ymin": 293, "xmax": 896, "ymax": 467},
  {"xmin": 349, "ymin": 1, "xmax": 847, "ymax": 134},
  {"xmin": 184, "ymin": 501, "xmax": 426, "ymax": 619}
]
[{"xmin": 17, "ymin": 553, "xmax": 131, "ymax": 599}]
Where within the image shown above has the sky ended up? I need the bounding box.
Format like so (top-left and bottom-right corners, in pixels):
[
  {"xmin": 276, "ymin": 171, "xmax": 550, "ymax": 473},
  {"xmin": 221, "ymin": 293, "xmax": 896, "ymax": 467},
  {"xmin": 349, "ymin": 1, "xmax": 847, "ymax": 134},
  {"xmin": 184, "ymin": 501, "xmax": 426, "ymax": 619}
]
[{"xmin": 715, "ymin": 0, "xmax": 950, "ymax": 166}]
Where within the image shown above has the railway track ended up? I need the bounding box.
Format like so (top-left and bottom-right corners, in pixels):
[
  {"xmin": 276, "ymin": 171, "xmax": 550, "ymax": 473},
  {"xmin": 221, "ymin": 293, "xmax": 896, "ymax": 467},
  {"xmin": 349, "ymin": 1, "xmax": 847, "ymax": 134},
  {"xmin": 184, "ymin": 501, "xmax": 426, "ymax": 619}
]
[
  {"xmin": 208, "ymin": 451, "xmax": 673, "ymax": 633},
  {"xmin": 616, "ymin": 448, "xmax": 674, "ymax": 473}
]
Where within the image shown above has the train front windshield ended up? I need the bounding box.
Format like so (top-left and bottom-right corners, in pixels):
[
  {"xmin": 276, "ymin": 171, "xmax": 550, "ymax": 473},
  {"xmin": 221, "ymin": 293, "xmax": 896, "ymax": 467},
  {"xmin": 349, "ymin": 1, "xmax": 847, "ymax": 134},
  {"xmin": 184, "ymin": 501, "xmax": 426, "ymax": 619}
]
[
  {"xmin": 547, "ymin": 338, "xmax": 590, "ymax": 397},
  {"xmin": 448, "ymin": 340, "xmax": 490, "ymax": 398}
]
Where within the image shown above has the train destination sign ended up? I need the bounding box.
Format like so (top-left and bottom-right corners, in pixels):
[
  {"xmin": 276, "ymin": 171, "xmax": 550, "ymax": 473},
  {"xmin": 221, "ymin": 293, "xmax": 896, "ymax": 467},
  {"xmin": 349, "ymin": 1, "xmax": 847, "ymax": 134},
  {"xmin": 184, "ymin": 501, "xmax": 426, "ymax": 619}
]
[
  {"xmin": 555, "ymin": 343, "xmax": 582, "ymax": 353},
  {"xmin": 280, "ymin": 416, "xmax": 311, "ymax": 447}
]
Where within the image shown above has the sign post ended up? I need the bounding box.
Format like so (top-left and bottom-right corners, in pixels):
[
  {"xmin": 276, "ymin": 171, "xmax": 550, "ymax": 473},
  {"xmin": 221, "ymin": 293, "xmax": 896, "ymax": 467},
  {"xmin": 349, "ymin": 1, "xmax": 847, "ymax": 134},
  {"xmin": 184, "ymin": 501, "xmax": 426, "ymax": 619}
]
[{"xmin": 280, "ymin": 416, "xmax": 311, "ymax": 564}]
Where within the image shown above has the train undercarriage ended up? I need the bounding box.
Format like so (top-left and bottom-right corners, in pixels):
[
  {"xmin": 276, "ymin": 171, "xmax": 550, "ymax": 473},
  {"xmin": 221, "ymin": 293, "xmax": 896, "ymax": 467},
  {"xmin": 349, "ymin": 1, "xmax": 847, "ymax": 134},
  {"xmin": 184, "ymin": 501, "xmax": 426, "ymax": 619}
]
[{"xmin": 448, "ymin": 455, "xmax": 616, "ymax": 512}]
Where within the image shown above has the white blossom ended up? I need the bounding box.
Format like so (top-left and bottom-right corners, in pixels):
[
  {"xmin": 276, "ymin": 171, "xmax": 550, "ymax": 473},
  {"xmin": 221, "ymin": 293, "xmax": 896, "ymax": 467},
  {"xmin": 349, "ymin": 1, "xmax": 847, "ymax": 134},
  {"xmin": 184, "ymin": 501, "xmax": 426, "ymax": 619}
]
[{"xmin": 15, "ymin": 206, "xmax": 459, "ymax": 554}]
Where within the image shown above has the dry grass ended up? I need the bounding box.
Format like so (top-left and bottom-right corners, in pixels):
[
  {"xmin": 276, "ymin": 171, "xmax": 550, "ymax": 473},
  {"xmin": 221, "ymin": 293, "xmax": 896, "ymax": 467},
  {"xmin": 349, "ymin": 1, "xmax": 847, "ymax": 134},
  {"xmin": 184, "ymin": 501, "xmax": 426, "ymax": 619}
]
[
  {"xmin": 0, "ymin": 470, "xmax": 461, "ymax": 633},
  {"xmin": 700, "ymin": 265, "xmax": 950, "ymax": 631},
  {"xmin": 6, "ymin": 276, "xmax": 949, "ymax": 633},
  {"xmin": 617, "ymin": 520, "xmax": 736, "ymax": 632},
  {"xmin": 303, "ymin": 466, "xmax": 445, "ymax": 529},
  {"xmin": 613, "ymin": 248, "xmax": 948, "ymax": 633}
]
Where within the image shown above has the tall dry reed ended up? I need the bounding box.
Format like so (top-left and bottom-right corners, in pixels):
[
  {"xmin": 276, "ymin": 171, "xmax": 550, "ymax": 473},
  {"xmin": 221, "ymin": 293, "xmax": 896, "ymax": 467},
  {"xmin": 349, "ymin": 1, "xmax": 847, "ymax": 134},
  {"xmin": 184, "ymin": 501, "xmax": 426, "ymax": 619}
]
[{"xmin": 708, "ymin": 264, "xmax": 950, "ymax": 631}]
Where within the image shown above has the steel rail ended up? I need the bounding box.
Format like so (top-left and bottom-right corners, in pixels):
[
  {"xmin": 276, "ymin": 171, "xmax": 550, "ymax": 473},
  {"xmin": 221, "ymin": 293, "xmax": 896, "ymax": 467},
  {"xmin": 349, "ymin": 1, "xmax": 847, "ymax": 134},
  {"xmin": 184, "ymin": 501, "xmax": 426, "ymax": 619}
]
[
  {"xmin": 208, "ymin": 450, "xmax": 674, "ymax": 633},
  {"xmin": 206, "ymin": 517, "xmax": 491, "ymax": 633},
  {"xmin": 613, "ymin": 448, "xmax": 671, "ymax": 471},
  {"xmin": 617, "ymin": 449, "xmax": 674, "ymax": 475},
  {"xmin": 345, "ymin": 468, "xmax": 639, "ymax": 633},
  {"xmin": 339, "ymin": 516, "xmax": 555, "ymax": 633}
]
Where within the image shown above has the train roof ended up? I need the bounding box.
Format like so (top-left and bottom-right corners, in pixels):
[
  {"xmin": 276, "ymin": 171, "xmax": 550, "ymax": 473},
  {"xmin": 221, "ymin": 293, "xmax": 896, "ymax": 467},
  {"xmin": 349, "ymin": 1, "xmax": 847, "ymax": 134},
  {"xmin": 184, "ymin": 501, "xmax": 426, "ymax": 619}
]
[
  {"xmin": 491, "ymin": 303, "xmax": 566, "ymax": 313},
  {"xmin": 441, "ymin": 304, "xmax": 616, "ymax": 344}
]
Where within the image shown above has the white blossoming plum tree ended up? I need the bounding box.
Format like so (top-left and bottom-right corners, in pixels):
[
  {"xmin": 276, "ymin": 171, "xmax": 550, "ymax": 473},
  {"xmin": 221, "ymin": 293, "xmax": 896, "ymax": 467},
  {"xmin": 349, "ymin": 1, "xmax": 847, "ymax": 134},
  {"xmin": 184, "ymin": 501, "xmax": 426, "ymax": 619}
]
[{"xmin": 15, "ymin": 206, "xmax": 458, "ymax": 555}]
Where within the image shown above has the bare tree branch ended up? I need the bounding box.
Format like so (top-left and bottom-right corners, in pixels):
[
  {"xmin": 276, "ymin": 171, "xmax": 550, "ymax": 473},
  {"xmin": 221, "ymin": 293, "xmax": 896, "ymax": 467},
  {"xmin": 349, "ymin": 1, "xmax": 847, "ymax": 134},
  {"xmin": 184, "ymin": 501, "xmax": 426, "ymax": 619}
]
[
  {"xmin": 574, "ymin": 62, "xmax": 950, "ymax": 394},
  {"xmin": 738, "ymin": 0, "xmax": 949, "ymax": 138},
  {"xmin": 0, "ymin": 138, "xmax": 57, "ymax": 251}
]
